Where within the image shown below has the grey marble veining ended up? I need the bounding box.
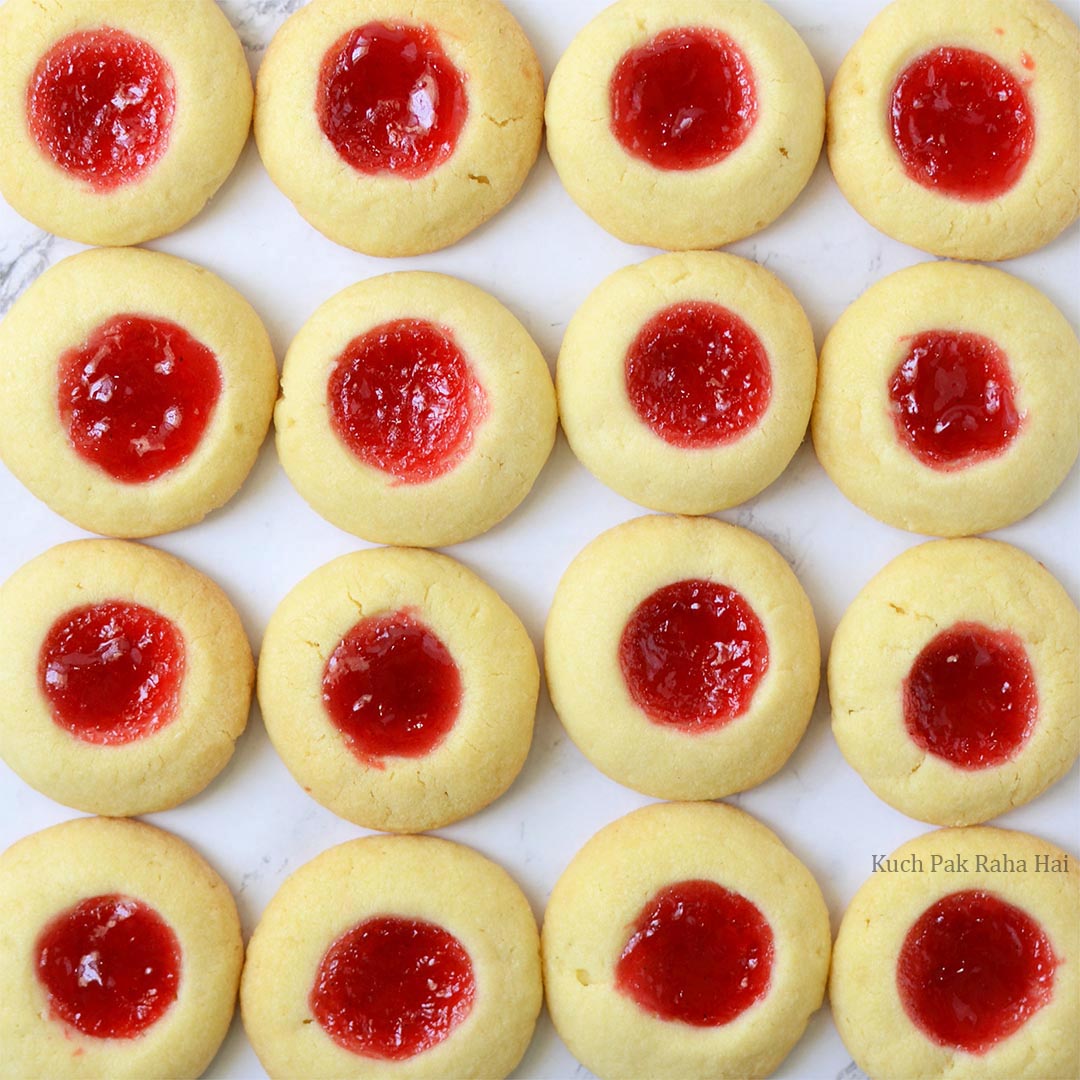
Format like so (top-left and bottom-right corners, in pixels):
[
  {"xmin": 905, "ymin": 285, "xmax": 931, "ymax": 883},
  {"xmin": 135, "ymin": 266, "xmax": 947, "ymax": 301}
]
[
  {"xmin": 0, "ymin": 229, "xmax": 56, "ymax": 316},
  {"xmin": 219, "ymin": 0, "xmax": 305, "ymax": 53}
]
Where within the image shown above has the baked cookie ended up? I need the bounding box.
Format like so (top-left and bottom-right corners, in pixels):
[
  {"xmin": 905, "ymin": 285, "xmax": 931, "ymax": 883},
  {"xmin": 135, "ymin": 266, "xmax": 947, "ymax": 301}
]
[
  {"xmin": 830, "ymin": 539, "xmax": 1080, "ymax": 826},
  {"xmin": 275, "ymin": 271, "xmax": 556, "ymax": 547},
  {"xmin": 255, "ymin": 0, "xmax": 543, "ymax": 256},
  {"xmin": 832, "ymin": 826, "xmax": 1079, "ymax": 1080},
  {"xmin": 241, "ymin": 834, "xmax": 542, "ymax": 1079},
  {"xmin": 0, "ymin": 0, "xmax": 252, "ymax": 246},
  {"xmin": 545, "ymin": 0, "xmax": 824, "ymax": 250},
  {"xmin": 258, "ymin": 546, "xmax": 538, "ymax": 833},
  {"xmin": 0, "ymin": 538, "xmax": 254, "ymax": 816},
  {"xmin": 812, "ymin": 262, "xmax": 1080, "ymax": 537},
  {"xmin": 0, "ymin": 248, "xmax": 278, "ymax": 538},
  {"xmin": 558, "ymin": 252, "xmax": 817, "ymax": 513},
  {"xmin": 542, "ymin": 802, "xmax": 830, "ymax": 1080},
  {"xmin": 0, "ymin": 816, "xmax": 244, "ymax": 1080},
  {"xmin": 828, "ymin": 0, "xmax": 1080, "ymax": 261},
  {"xmin": 545, "ymin": 515, "xmax": 819, "ymax": 800}
]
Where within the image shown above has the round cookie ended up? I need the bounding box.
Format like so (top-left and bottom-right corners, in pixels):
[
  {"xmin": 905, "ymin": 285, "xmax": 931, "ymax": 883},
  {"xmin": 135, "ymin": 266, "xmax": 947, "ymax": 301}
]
[
  {"xmin": 544, "ymin": 515, "xmax": 820, "ymax": 800},
  {"xmin": 558, "ymin": 252, "xmax": 817, "ymax": 514},
  {"xmin": 830, "ymin": 539, "xmax": 1080, "ymax": 826},
  {"xmin": 258, "ymin": 546, "xmax": 539, "ymax": 833},
  {"xmin": 542, "ymin": 801, "xmax": 830, "ymax": 1080},
  {"xmin": 241, "ymin": 833, "xmax": 542, "ymax": 1079},
  {"xmin": 0, "ymin": 248, "xmax": 278, "ymax": 537},
  {"xmin": 0, "ymin": 816, "xmax": 244, "ymax": 1080},
  {"xmin": 812, "ymin": 262, "xmax": 1080, "ymax": 537},
  {"xmin": 275, "ymin": 271, "xmax": 556, "ymax": 548},
  {"xmin": 255, "ymin": 0, "xmax": 543, "ymax": 256},
  {"xmin": 832, "ymin": 826, "xmax": 1079, "ymax": 1080},
  {"xmin": 545, "ymin": 0, "xmax": 824, "ymax": 250},
  {"xmin": 828, "ymin": 0, "xmax": 1080, "ymax": 261},
  {"xmin": 0, "ymin": 0, "xmax": 252, "ymax": 246},
  {"xmin": 0, "ymin": 538, "xmax": 254, "ymax": 816}
]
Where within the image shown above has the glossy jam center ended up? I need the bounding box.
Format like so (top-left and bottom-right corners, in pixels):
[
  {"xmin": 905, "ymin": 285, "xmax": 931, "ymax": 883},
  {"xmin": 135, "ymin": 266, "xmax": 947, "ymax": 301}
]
[
  {"xmin": 890, "ymin": 47, "xmax": 1034, "ymax": 200},
  {"xmin": 625, "ymin": 301, "xmax": 772, "ymax": 448},
  {"xmin": 903, "ymin": 622, "xmax": 1036, "ymax": 770},
  {"xmin": 39, "ymin": 601, "xmax": 185, "ymax": 746},
  {"xmin": 311, "ymin": 916, "xmax": 475, "ymax": 1060},
  {"xmin": 322, "ymin": 610, "xmax": 462, "ymax": 766},
  {"xmin": 317, "ymin": 22, "xmax": 467, "ymax": 178},
  {"xmin": 610, "ymin": 27, "xmax": 757, "ymax": 171},
  {"xmin": 27, "ymin": 29, "xmax": 175, "ymax": 191},
  {"xmin": 327, "ymin": 318, "xmax": 486, "ymax": 484},
  {"xmin": 889, "ymin": 330, "xmax": 1021, "ymax": 471},
  {"xmin": 36, "ymin": 894, "xmax": 181, "ymax": 1039},
  {"xmin": 898, "ymin": 890, "xmax": 1056, "ymax": 1053},
  {"xmin": 619, "ymin": 579, "xmax": 768, "ymax": 731},
  {"xmin": 615, "ymin": 879, "xmax": 774, "ymax": 1026}
]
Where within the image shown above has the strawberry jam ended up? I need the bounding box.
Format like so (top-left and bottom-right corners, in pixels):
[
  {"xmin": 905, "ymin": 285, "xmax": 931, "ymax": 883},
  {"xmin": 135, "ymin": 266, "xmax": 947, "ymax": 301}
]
[
  {"xmin": 27, "ymin": 30, "xmax": 175, "ymax": 191},
  {"xmin": 625, "ymin": 301, "xmax": 771, "ymax": 448},
  {"xmin": 898, "ymin": 890, "xmax": 1056, "ymax": 1053},
  {"xmin": 39, "ymin": 601, "xmax": 185, "ymax": 746},
  {"xmin": 311, "ymin": 917, "xmax": 475, "ymax": 1060},
  {"xmin": 317, "ymin": 22, "xmax": 468, "ymax": 178},
  {"xmin": 889, "ymin": 47, "xmax": 1034, "ymax": 200},
  {"xmin": 327, "ymin": 318, "xmax": 486, "ymax": 484},
  {"xmin": 889, "ymin": 331, "xmax": 1021, "ymax": 470},
  {"xmin": 609, "ymin": 28, "xmax": 757, "ymax": 171},
  {"xmin": 903, "ymin": 622, "xmax": 1036, "ymax": 770},
  {"xmin": 36, "ymin": 894, "xmax": 181, "ymax": 1039},
  {"xmin": 322, "ymin": 610, "xmax": 462, "ymax": 765},
  {"xmin": 618, "ymin": 579, "xmax": 768, "ymax": 730},
  {"xmin": 616, "ymin": 879, "xmax": 773, "ymax": 1026}
]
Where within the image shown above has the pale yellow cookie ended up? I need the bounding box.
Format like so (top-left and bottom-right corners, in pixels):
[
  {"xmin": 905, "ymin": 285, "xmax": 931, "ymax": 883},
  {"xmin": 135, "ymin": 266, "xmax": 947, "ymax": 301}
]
[
  {"xmin": 241, "ymin": 834, "xmax": 542, "ymax": 1079},
  {"xmin": 0, "ymin": 817, "xmax": 243, "ymax": 1080},
  {"xmin": 832, "ymin": 827, "xmax": 1079, "ymax": 1080},
  {"xmin": 558, "ymin": 252, "xmax": 817, "ymax": 513},
  {"xmin": 0, "ymin": 0, "xmax": 252, "ymax": 246}
]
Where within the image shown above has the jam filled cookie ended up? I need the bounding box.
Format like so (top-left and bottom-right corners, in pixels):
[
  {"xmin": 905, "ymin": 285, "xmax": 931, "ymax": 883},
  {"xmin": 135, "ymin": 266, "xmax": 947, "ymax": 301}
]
[
  {"xmin": 558, "ymin": 252, "xmax": 817, "ymax": 513},
  {"xmin": 241, "ymin": 834, "xmax": 542, "ymax": 1079},
  {"xmin": 545, "ymin": 0, "xmax": 824, "ymax": 250},
  {"xmin": 830, "ymin": 539, "xmax": 1079, "ymax": 826},
  {"xmin": 542, "ymin": 802, "xmax": 830, "ymax": 1080},
  {"xmin": 0, "ymin": 248, "xmax": 277, "ymax": 537},
  {"xmin": 0, "ymin": 539, "xmax": 254, "ymax": 816},
  {"xmin": 832, "ymin": 826, "xmax": 1079, "ymax": 1080},
  {"xmin": 0, "ymin": 0, "xmax": 252, "ymax": 246},
  {"xmin": 276, "ymin": 271, "xmax": 556, "ymax": 547},
  {"xmin": 545, "ymin": 515, "xmax": 819, "ymax": 800},
  {"xmin": 255, "ymin": 0, "xmax": 543, "ymax": 256},
  {"xmin": 828, "ymin": 0, "xmax": 1080, "ymax": 261},
  {"xmin": 258, "ymin": 547, "xmax": 538, "ymax": 833},
  {"xmin": 812, "ymin": 262, "xmax": 1080, "ymax": 537},
  {"xmin": 0, "ymin": 817, "xmax": 244, "ymax": 1080}
]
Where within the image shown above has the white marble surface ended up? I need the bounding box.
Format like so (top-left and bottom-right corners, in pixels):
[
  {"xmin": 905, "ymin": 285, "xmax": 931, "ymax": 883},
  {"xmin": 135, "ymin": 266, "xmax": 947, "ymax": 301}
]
[{"xmin": 0, "ymin": 1, "xmax": 1077, "ymax": 1078}]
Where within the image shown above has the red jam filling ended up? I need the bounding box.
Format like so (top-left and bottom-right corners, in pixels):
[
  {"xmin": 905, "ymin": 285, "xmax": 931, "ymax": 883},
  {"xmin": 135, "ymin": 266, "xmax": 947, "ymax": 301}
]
[
  {"xmin": 615, "ymin": 879, "xmax": 774, "ymax": 1026},
  {"xmin": 316, "ymin": 22, "xmax": 468, "ymax": 178},
  {"xmin": 898, "ymin": 890, "xmax": 1056, "ymax": 1053},
  {"xmin": 322, "ymin": 610, "xmax": 462, "ymax": 766},
  {"xmin": 27, "ymin": 29, "xmax": 175, "ymax": 191},
  {"xmin": 39, "ymin": 601, "xmax": 185, "ymax": 746},
  {"xmin": 57, "ymin": 315, "xmax": 221, "ymax": 485},
  {"xmin": 889, "ymin": 47, "xmax": 1034, "ymax": 200},
  {"xmin": 609, "ymin": 27, "xmax": 757, "ymax": 171},
  {"xmin": 36, "ymin": 894, "xmax": 181, "ymax": 1039},
  {"xmin": 889, "ymin": 330, "xmax": 1022, "ymax": 471},
  {"xmin": 327, "ymin": 318, "xmax": 487, "ymax": 485},
  {"xmin": 625, "ymin": 301, "xmax": 772, "ymax": 448},
  {"xmin": 618, "ymin": 579, "xmax": 768, "ymax": 731},
  {"xmin": 903, "ymin": 621, "xmax": 1036, "ymax": 770},
  {"xmin": 311, "ymin": 916, "xmax": 475, "ymax": 1060}
]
